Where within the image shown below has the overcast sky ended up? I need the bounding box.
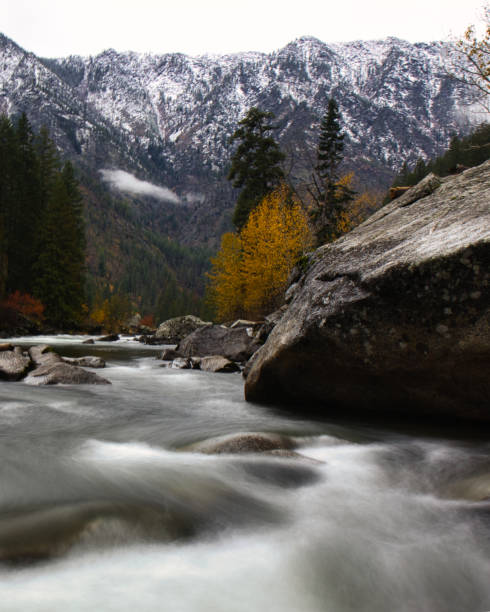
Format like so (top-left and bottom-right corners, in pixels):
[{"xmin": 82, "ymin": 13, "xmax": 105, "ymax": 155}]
[{"xmin": 4, "ymin": 0, "xmax": 488, "ymax": 58}]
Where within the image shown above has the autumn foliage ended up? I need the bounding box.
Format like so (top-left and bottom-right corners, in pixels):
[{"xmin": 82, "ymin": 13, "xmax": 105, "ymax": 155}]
[
  {"xmin": 208, "ymin": 185, "xmax": 312, "ymax": 321},
  {"xmin": 2, "ymin": 291, "xmax": 45, "ymax": 323}
]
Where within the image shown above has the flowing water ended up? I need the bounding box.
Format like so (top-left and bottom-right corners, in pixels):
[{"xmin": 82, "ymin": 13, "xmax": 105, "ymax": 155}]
[{"xmin": 0, "ymin": 336, "xmax": 489, "ymax": 612}]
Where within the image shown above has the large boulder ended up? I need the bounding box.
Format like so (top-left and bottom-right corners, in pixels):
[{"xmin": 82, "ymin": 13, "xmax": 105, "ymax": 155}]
[
  {"xmin": 177, "ymin": 324, "xmax": 262, "ymax": 362},
  {"xmin": 155, "ymin": 315, "xmax": 211, "ymax": 344},
  {"xmin": 245, "ymin": 162, "xmax": 490, "ymax": 422}
]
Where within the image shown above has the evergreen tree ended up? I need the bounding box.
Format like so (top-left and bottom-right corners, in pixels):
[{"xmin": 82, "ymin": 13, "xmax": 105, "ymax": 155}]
[
  {"xmin": 228, "ymin": 107, "xmax": 285, "ymax": 229},
  {"xmin": 34, "ymin": 163, "xmax": 85, "ymax": 327},
  {"xmin": 309, "ymin": 99, "xmax": 354, "ymax": 245},
  {"xmin": 7, "ymin": 113, "xmax": 41, "ymax": 292}
]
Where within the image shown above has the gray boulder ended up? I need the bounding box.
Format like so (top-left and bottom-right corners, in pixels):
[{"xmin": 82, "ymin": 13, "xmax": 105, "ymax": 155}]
[
  {"xmin": 0, "ymin": 347, "xmax": 31, "ymax": 381},
  {"xmin": 177, "ymin": 324, "xmax": 261, "ymax": 362},
  {"xmin": 26, "ymin": 362, "xmax": 110, "ymax": 385},
  {"xmin": 245, "ymin": 162, "xmax": 490, "ymax": 422},
  {"xmin": 199, "ymin": 355, "xmax": 240, "ymax": 373},
  {"xmin": 155, "ymin": 315, "xmax": 210, "ymax": 344},
  {"xmin": 27, "ymin": 344, "xmax": 110, "ymax": 385}
]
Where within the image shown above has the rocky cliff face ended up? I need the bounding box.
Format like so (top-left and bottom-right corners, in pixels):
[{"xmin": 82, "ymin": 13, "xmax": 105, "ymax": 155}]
[
  {"xmin": 0, "ymin": 33, "xmax": 478, "ymax": 246},
  {"xmin": 245, "ymin": 161, "xmax": 490, "ymax": 422}
]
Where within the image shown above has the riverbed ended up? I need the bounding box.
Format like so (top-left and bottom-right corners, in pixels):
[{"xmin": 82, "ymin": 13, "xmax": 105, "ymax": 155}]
[{"xmin": 0, "ymin": 336, "xmax": 489, "ymax": 611}]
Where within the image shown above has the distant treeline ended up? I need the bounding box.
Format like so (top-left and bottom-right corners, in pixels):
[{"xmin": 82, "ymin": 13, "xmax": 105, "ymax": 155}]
[
  {"xmin": 0, "ymin": 113, "xmax": 85, "ymax": 328},
  {"xmin": 391, "ymin": 123, "xmax": 490, "ymax": 189}
]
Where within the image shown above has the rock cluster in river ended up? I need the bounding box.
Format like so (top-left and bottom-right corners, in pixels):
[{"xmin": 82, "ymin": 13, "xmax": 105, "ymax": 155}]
[
  {"xmin": 0, "ymin": 344, "xmax": 110, "ymax": 385},
  {"xmin": 153, "ymin": 317, "xmax": 272, "ymax": 372},
  {"xmin": 245, "ymin": 161, "xmax": 490, "ymax": 422}
]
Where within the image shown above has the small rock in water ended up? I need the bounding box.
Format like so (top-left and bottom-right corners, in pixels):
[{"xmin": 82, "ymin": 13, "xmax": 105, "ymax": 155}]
[
  {"xmin": 199, "ymin": 355, "xmax": 240, "ymax": 373},
  {"xmin": 170, "ymin": 358, "xmax": 192, "ymax": 369},
  {"xmin": 98, "ymin": 334, "xmax": 119, "ymax": 342},
  {"xmin": 158, "ymin": 348, "xmax": 179, "ymax": 361},
  {"xmin": 62, "ymin": 356, "xmax": 106, "ymax": 368},
  {"xmin": 82, "ymin": 338, "xmax": 95, "ymax": 345},
  {"xmin": 0, "ymin": 348, "xmax": 31, "ymax": 381}
]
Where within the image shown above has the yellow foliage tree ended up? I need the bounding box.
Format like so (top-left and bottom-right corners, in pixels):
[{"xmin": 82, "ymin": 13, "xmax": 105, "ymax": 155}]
[
  {"xmin": 208, "ymin": 185, "xmax": 312, "ymax": 321},
  {"xmin": 207, "ymin": 232, "xmax": 245, "ymax": 322},
  {"xmin": 240, "ymin": 186, "xmax": 312, "ymax": 317}
]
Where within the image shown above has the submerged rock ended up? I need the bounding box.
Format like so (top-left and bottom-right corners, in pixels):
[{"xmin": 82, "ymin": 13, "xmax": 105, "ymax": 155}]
[
  {"xmin": 245, "ymin": 162, "xmax": 490, "ymax": 421},
  {"xmin": 82, "ymin": 338, "xmax": 95, "ymax": 345},
  {"xmin": 184, "ymin": 432, "xmax": 296, "ymax": 454}
]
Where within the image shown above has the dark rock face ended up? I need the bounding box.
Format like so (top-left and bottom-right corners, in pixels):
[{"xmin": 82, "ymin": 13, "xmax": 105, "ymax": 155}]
[
  {"xmin": 155, "ymin": 315, "xmax": 211, "ymax": 344},
  {"xmin": 177, "ymin": 325, "xmax": 261, "ymax": 362},
  {"xmin": 245, "ymin": 162, "xmax": 490, "ymax": 422}
]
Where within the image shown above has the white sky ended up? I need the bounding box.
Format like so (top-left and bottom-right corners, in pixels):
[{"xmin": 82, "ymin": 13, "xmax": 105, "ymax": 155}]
[{"xmin": 3, "ymin": 0, "xmax": 488, "ymax": 58}]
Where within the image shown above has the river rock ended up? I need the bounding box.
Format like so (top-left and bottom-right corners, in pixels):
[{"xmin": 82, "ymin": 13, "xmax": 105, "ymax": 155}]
[
  {"xmin": 62, "ymin": 356, "xmax": 106, "ymax": 368},
  {"xmin": 82, "ymin": 338, "xmax": 95, "ymax": 345},
  {"xmin": 177, "ymin": 324, "xmax": 262, "ymax": 362},
  {"xmin": 199, "ymin": 355, "xmax": 240, "ymax": 373},
  {"xmin": 25, "ymin": 362, "xmax": 110, "ymax": 385},
  {"xmin": 158, "ymin": 348, "xmax": 180, "ymax": 361},
  {"xmin": 155, "ymin": 315, "xmax": 211, "ymax": 344},
  {"xmin": 245, "ymin": 161, "xmax": 490, "ymax": 422},
  {"xmin": 170, "ymin": 358, "xmax": 192, "ymax": 369},
  {"xmin": 0, "ymin": 347, "xmax": 31, "ymax": 381},
  {"xmin": 184, "ymin": 432, "xmax": 296, "ymax": 454},
  {"xmin": 0, "ymin": 343, "xmax": 13, "ymax": 351},
  {"xmin": 98, "ymin": 334, "xmax": 119, "ymax": 342}
]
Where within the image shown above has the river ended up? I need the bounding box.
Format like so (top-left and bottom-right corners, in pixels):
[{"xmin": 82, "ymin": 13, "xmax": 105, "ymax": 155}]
[{"xmin": 0, "ymin": 335, "xmax": 489, "ymax": 612}]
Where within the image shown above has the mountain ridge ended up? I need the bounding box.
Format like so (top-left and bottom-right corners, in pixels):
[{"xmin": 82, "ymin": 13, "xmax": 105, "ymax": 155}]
[{"xmin": 0, "ymin": 32, "xmax": 481, "ymax": 250}]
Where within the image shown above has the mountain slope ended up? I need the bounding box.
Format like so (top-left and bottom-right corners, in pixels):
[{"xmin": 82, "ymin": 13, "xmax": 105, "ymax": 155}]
[{"xmin": 1, "ymin": 33, "xmax": 478, "ymax": 247}]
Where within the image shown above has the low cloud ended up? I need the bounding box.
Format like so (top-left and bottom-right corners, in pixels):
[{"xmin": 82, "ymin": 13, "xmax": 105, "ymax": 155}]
[{"xmin": 100, "ymin": 169, "xmax": 180, "ymax": 204}]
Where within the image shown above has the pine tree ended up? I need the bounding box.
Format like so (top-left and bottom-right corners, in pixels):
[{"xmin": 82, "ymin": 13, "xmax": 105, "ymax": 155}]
[
  {"xmin": 308, "ymin": 99, "xmax": 354, "ymax": 245},
  {"xmin": 228, "ymin": 107, "xmax": 285, "ymax": 229},
  {"xmin": 34, "ymin": 163, "xmax": 85, "ymax": 327},
  {"xmin": 7, "ymin": 113, "xmax": 41, "ymax": 292}
]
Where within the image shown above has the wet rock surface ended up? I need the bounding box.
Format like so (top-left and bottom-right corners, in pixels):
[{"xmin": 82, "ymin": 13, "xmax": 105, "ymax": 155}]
[{"xmin": 245, "ymin": 162, "xmax": 490, "ymax": 421}]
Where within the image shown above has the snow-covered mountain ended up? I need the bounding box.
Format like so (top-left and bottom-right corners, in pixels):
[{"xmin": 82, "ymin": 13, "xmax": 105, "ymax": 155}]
[{"xmin": 0, "ymin": 33, "xmax": 478, "ymax": 245}]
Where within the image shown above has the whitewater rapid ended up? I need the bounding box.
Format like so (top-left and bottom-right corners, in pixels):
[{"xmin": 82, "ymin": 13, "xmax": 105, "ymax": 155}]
[{"xmin": 0, "ymin": 336, "xmax": 488, "ymax": 611}]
